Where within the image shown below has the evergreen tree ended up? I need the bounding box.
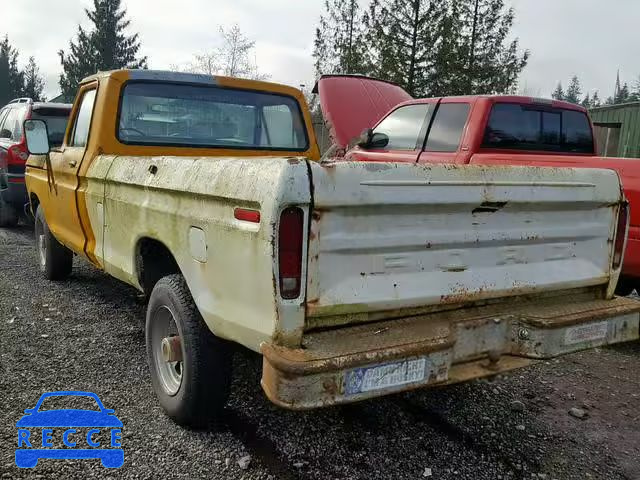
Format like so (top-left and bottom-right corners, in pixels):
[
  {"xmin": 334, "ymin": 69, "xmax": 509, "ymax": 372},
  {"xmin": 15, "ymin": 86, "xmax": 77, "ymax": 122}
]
[
  {"xmin": 0, "ymin": 36, "xmax": 24, "ymax": 105},
  {"xmin": 439, "ymin": 0, "xmax": 529, "ymax": 95},
  {"xmin": 59, "ymin": 0, "xmax": 147, "ymax": 99},
  {"xmin": 581, "ymin": 92, "xmax": 591, "ymax": 109},
  {"xmin": 630, "ymin": 77, "xmax": 640, "ymax": 102},
  {"xmin": 591, "ymin": 91, "xmax": 601, "ymax": 107},
  {"xmin": 564, "ymin": 75, "xmax": 582, "ymax": 104},
  {"xmin": 613, "ymin": 70, "xmax": 621, "ymax": 103},
  {"xmin": 22, "ymin": 57, "xmax": 45, "ymax": 101},
  {"xmin": 313, "ymin": 0, "xmax": 371, "ymax": 77},
  {"xmin": 369, "ymin": 0, "xmax": 446, "ymax": 97},
  {"xmin": 551, "ymin": 82, "xmax": 564, "ymax": 101},
  {"xmin": 615, "ymin": 82, "xmax": 630, "ymax": 104}
]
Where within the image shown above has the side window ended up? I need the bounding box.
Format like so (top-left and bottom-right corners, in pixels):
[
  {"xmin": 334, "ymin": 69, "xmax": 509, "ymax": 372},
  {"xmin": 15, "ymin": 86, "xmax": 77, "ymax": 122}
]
[
  {"xmin": 373, "ymin": 104, "xmax": 432, "ymax": 150},
  {"xmin": 11, "ymin": 107, "xmax": 27, "ymax": 140},
  {"xmin": 424, "ymin": 103, "xmax": 470, "ymax": 152},
  {"xmin": 70, "ymin": 89, "xmax": 97, "ymax": 147}
]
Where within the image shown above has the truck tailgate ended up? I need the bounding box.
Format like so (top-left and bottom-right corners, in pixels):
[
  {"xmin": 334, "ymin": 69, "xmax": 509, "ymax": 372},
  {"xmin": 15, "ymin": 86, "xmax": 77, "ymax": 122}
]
[{"xmin": 305, "ymin": 162, "xmax": 623, "ymax": 326}]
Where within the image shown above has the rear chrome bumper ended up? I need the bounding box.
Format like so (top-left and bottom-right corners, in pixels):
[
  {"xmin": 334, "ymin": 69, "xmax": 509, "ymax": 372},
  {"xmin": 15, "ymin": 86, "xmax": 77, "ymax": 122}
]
[{"xmin": 261, "ymin": 296, "xmax": 640, "ymax": 410}]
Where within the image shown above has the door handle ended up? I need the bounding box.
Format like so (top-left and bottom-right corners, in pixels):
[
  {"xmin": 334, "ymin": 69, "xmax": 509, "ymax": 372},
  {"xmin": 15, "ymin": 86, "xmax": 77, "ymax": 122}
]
[{"xmin": 68, "ymin": 160, "xmax": 77, "ymax": 167}]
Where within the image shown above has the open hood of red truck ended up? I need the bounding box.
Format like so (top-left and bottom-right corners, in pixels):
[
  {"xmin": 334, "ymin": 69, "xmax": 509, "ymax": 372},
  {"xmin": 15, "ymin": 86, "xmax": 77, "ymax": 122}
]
[{"xmin": 313, "ymin": 75, "xmax": 412, "ymax": 150}]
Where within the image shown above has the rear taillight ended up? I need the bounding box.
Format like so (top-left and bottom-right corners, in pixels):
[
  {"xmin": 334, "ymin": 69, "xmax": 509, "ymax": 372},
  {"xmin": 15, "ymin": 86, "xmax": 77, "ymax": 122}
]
[
  {"xmin": 613, "ymin": 203, "xmax": 629, "ymax": 270},
  {"xmin": 8, "ymin": 143, "xmax": 29, "ymax": 164},
  {"xmin": 278, "ymin": 207, "xmax": 304, "ymax": 299}
]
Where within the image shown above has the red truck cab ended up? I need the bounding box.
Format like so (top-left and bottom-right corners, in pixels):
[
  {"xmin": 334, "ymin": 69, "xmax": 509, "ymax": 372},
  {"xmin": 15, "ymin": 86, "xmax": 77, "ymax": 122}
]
[{"xmin": 315, "ymin": 75, "xmax": 640, "ymax": 294}]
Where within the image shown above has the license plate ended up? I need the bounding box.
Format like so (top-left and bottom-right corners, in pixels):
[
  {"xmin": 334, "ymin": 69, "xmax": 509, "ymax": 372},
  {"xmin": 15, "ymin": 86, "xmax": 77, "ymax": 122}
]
[
  {"xmin": 564, "ymin": 321, "xmax": 608, "ymax": 345},
  {"xmin": 345, "ymin": 358, "xmax": 428, "ymax": 396}
]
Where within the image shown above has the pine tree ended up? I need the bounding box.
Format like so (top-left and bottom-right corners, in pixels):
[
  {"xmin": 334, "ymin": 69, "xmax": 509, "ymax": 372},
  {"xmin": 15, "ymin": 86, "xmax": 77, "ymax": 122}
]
[
  {"xmin": 313, "ymin": 0, "xmax": 371, "ymax": 76},
  {"xmin": 442, "ymin": 0, "xmax": 530, "ymax": 95},
  {"xmin": 565, "ymin": 75, "xmax": 582, "ymax": 104},
  {"xmin": 613, "ymin": 70, "xmax": 621, "ymax": 103},
  {"xmin": 0, "ymin": 36, "xmax": 25, "ymax": 105},
  {"xmin": 59, "ymin": 0, "xmax": 147, "ymax": 99},
  {"xmin": 369, "ymin": 0, "xmax": 447, "ymax": 97},
  {"xmin": 581, "ymin": 92, "xmax": 591, "ymax": 109},
  {"xmin": 551, "ymin": 82, "xmax": 564, "ymax": 101},
  {"xmin": 22, "ymin": 57, "xmax": 45, "ymax": 101},
  {"xmin": 615, "ymin": 82, "xmax": 630, "ymax": 104},
  {"xmin": 630, "ymin": 76, "xmax": 640, "ymax": 102},
  {"xmin": 592, "ymin": 91, "xmax": 601, "ymax": 107}
]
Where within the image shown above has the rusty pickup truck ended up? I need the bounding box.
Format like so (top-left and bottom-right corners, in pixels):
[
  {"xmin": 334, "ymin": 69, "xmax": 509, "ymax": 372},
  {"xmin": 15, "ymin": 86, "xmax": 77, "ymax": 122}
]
[{"xmin": 23, "ymin": 70, "xmax": 640, "ymax": 427}]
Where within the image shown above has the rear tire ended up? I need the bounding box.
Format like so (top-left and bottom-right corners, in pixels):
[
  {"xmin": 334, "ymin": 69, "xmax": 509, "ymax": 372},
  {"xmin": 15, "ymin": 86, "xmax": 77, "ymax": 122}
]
[
  {"xmin": 0, "ymin": 198, "xmax": 19, "ymax": 227},
  {"xmin": 146, "ymin": 274, "xmax": 232, "ymax": 428},
  {"xmin": 34, "ymin": 206, "xmax": 73, "ymax": 280}
]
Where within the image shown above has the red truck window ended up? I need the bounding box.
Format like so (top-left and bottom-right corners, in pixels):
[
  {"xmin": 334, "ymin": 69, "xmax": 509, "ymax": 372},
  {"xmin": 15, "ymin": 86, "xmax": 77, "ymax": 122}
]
[
  {"xmin": 482, "ymin": 103, "xmax": 594, "ymax": 154},
  {"xmin": 373, "ymin": 104, "xmax": 432, "ymax": 150},
  {"xmin": 424, "ymin": 103, "xmax": 470, "ymax": 152}
]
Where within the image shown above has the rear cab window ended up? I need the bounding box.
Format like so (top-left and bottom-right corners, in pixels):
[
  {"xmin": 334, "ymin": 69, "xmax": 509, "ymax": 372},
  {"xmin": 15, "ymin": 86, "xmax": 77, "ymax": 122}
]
[
  {"xmin": 117, "ymin": 82, "xmax": 309, "ymax": 151},
  {"xmin": 482, "ymin": 102, "xmax": 594, "ymax": 154}
]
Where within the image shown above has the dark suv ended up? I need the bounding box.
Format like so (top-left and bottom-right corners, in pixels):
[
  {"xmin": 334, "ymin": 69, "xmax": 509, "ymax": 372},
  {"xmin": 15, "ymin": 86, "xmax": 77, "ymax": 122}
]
[{"xmin": 0, "ymin": 98, "xmax": 72, "ymax": 226}]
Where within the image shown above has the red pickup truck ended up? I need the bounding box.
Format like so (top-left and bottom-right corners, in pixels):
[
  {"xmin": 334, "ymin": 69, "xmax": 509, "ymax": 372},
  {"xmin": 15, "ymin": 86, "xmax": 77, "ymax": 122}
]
[{"xmin": 315, "ymin": 75, "xmax": 640, "ymax": 295}]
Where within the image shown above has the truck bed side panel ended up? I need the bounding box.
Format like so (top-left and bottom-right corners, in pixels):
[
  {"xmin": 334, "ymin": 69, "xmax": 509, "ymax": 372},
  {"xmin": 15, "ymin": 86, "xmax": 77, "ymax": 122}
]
[{"xmin": 98, "ymin": 155, "xmax": 311, "ymax": 350}]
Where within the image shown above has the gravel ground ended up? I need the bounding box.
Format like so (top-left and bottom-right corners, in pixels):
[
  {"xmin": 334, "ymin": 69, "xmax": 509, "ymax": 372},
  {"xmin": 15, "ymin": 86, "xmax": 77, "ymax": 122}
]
[{"xmin": 0, "ymin": 224, "xmax": 639, "ymax": 480}]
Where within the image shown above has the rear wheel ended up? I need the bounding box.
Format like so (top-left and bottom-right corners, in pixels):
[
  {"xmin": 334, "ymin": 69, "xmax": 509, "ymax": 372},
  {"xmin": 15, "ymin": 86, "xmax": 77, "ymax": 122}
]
[
  {"xmin": 35, "ymin": 206, "xmax": 73, "ymax": 280},
  {"xmin": 0, "ymin": 198, "xmax": 19, "ymax": 227},
  {"xmin": 146, "ymin": 274, "xmax": 232, "ymax": 427}
]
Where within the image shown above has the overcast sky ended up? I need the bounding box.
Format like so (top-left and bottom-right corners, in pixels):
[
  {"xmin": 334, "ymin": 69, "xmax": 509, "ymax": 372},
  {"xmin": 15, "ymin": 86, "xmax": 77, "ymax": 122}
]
[{"xmin": 4, "ymin": 0, "xmax": 639, "ymax": 100}]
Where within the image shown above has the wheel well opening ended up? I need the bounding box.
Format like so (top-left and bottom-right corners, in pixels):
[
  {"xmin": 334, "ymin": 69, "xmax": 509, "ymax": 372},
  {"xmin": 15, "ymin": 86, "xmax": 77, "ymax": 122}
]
[
  {"xmin": 136, "ymin": 238, "xmax": 180, "ymax": 296},
  {"xmin": 29, "ymin": 193, "xmax": 40, "ymax": 215}
]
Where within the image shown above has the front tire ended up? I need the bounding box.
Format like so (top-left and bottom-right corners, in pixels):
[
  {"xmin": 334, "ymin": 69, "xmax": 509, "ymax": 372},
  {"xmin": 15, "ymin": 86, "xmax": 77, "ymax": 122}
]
[
  {"xmin": 146, "ymin": 274, "xmax": 232, "ymax": 428},
  {"xmin": 34, "ymin": 206, "xmax": 73, "ymax": 280}
]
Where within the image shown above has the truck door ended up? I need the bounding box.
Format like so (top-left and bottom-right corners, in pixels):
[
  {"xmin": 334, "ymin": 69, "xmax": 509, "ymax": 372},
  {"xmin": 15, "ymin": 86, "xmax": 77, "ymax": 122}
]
[{"xmin": 44, "ymin": 84, "xmax": 97, "ymax": 256}]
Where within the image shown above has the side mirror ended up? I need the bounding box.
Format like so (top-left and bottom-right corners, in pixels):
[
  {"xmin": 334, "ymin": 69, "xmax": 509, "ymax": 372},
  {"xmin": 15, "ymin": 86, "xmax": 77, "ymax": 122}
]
[
  {"xmin": 23, "ymin": 408, "xmax": 36, "ymax": 414},
  {"xmin": 24, "ymin": 119, "xmax": 51, "ymax": 155},
  {"xmin": 356, "ymin": 128, "xmax": 389, "ymax": 149},
  {"xmin": 0, "ymin": 129, "xmax": 11, "ymax": 139}
]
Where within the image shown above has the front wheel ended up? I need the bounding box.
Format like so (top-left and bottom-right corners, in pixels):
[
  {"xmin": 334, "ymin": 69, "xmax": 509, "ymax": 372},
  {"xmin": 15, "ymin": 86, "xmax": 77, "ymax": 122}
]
[
  {"xmin": 34, "ymin": 206, "xmax": 73, "ymax": 280},
  {"xmin": 146, "ymin": 274, "xmax": 232, "ymax": 428}
]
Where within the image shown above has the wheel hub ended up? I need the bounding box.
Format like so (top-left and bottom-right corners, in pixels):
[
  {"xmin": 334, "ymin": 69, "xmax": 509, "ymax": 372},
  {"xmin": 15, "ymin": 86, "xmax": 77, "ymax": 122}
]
[
  {"xmin": 150, "ymin": 306, "xmax": 184, "ymax": 396},
  {"xmin": 38, "ymin": 233, "xmax": 46, "ymax": 267}
]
